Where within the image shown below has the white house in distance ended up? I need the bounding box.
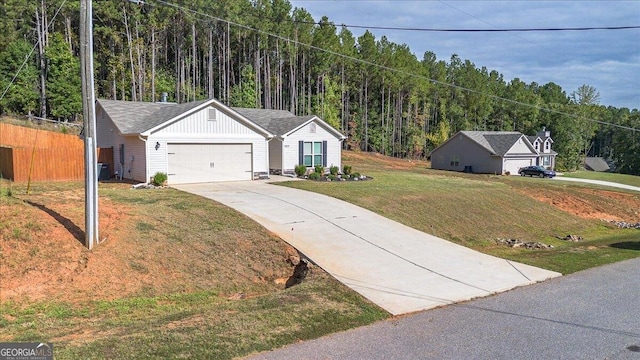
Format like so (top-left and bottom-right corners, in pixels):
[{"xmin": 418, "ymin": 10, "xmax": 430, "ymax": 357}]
[
  {"xmin": 430, "ymin": 128, "xmax": 556, "ymax": 175},
  {"xmin": 95, "ymin": 98, "xmax": 345, "ymax": 184}
]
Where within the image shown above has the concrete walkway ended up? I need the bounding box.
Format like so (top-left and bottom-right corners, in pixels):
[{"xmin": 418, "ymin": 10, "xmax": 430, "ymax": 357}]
[
  {"xmin": 174, "ymin": 180, "xmax": 560, "ymax": 315},
  {"xmin": 552, "ymin": 176, "xmax": 640, "ymax": 192}
]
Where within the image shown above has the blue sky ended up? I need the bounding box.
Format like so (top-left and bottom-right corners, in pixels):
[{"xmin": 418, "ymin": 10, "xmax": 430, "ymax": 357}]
[{"xmin": 288, "ymin": 0, "xmax": 640, "ymax": 109}]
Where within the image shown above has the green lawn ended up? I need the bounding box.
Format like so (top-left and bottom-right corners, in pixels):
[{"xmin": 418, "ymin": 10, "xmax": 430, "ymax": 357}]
[
  {"xmin": 2, "ymin": 154, "xmax": 639, "ymax": 359},
  {"xmin": 279, "ymin": 154, "xmax": 640, "ymax": 275},
  {"xmin": 561, "ymin": 170, "xmax": 640, "ymax": 188}
]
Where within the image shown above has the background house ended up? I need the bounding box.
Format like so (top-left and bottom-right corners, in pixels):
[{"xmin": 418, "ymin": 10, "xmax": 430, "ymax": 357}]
[
  {"xmin": 430, "ymin": 130, "xmax": 556, "ymax": 175},
  {"xmin": 233, "ymin": 108, "xmax": 346, "ymax": 175}
]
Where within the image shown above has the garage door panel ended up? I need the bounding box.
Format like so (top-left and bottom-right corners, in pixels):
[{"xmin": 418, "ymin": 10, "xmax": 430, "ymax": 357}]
[
  {"xmin": 167, "ymin": 143, "xmax": 252, "ymax": 184},
  {"xmin": 504, "ymin": 159, "xmax": 533, "ymax": 175}
]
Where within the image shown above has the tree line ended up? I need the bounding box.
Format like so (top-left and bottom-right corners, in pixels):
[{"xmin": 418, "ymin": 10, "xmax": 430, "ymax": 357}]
[{"xmin": 0, "ymin": 0, "xmax": 638, "ymax": 174}]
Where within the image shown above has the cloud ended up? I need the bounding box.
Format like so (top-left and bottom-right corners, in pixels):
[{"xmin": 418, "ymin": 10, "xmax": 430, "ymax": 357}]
[{"xmin": 289, "ymin": 0, "xmax": 640, "ymax": 108}]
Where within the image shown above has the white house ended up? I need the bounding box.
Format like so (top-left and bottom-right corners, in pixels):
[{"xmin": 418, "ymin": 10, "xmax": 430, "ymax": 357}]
[
  {"xmin": 96, "ymin": 98, "xmax": 345, "ymax": 184},
  {"xmin": 430, "ymin": 129, "xmax": 557, "ymax": 175},
  {"xmin": 96, "ymin": 98, "xmax": 273, "ymax": 184},
  {"xmin": 232, "ymin": 108, "xmax": 346, "ymax": 175}
]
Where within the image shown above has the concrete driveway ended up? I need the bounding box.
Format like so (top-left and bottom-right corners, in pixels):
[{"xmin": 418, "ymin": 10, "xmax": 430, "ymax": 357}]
[
  {"xmin": 174, "ymin": 179, "xmax": 560, "ymax": 315},
  {"xmin": 553, "ymin": 176, "xmax": 640, "ymax": 192}
]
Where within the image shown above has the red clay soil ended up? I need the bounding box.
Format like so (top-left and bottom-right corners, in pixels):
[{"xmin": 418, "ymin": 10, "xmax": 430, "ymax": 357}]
[
  {"xmin": 527, "ymin": 188, "xmax": 640, "ymax": 222},
  {"xmin": 0, "ymin": 193, "xmax": 137, "ymax": 304}
]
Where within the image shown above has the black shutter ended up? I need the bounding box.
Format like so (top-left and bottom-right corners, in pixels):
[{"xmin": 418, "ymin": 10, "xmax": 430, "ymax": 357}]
[
  {"xmin": 322, "ymin": 141, "xmax": 327, "ymax": 167},
  {"xmin": 299, "ymin": 141, "xmax": 304, "ymax": 165}
]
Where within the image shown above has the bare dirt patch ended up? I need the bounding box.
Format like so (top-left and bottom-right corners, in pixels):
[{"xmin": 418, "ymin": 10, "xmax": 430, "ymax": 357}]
[
  {"xmin": 0, "ymin": 183, "xmax": 295, "ymax": 306},
  {"xmin": 526, "ymin": 187, "xmax": 640, "ymax": 222},
  {"xmin": 343, "ymin": 151, "xmax": 430, "ymax": 171}
]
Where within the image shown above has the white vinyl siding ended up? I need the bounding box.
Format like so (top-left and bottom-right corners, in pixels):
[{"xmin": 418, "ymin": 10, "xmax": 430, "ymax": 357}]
[
  {"xmin": 122, "ymin": 136, "xmax": 147, "ymax": 182},
  {"xmin": 281, "ymin": 121, "xmax": 342, "ymax": 171},
  {"xmin": 147, "ymin": 105, "xmax": 269, "ymax": 179}
]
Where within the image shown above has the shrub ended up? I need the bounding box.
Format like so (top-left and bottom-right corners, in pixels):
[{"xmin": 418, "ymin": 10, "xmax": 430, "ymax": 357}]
[
  {"xmin": 350, "ymin": 172, "xmax": 361, "ymax": 179},
  {"xmin": 343, "ymin": 165, "xmax": 352, "ymax": 176},
  {"xmin": 327, "ymin": 174, "xmax": 337, "ymax": 181},
  {"xmin": 308, "ymin": 172, "xmax": 321, "ymax": 181},
  {"xmin": 314, "ymin": 164, "xmax": 324, "ymax": 175},
  {"xmin": 329, "ymin": 165, "xmax": 339, "ymax": 175},
  {"xmin": 152, "ymin": 172, "xmax": 168, "ymax": 186},
  {"xmin": 294, "ymin": 164, "xmax": 307, "ymax": 177}
]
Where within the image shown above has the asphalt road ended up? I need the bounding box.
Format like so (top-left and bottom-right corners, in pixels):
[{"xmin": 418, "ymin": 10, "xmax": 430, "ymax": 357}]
[{"xmin": 248, "ymin": 258, "xmax": 640, "ymax": 360}]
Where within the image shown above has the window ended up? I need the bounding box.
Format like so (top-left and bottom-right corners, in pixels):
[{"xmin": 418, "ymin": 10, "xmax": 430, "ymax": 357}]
[
  {"xmin": 450, "ymin": 155, "xmax": 460, "ymax": 167},
  {"xmin": 543, "ymin": 156, "xmax": 550, "ymax": 166},
  {"xmin": 303, "ymin": 141, "xmax": 323, "ymax": 167},
  {"xmin": 208, "ymin": 108, "xmax": 216, "ymax": 121},
  {"xmin": 545, "ymin": 141, "xmax": 550, "ymax": 151},
  {"xmin": 534, "ymin": 141, "xmax": 540, "ymax": 151}
]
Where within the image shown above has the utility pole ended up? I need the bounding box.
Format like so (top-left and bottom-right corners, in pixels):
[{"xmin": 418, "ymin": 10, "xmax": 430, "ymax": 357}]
[{"xmin": 80, "ymin": 0, "xmax": 99, "ymax": 249}]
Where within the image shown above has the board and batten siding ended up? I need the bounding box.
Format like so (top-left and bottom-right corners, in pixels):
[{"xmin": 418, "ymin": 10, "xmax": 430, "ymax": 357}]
[
  {"xmin": 146, "ymin": 106, "xmax": 269, "ymax": 178},
  {"xmin": 506, "ymin": 137, "xmax": 535, "ymax": 154},
  {"xmin": 281, "ymin": 121, "xmax": 342, "ymax": 171}
]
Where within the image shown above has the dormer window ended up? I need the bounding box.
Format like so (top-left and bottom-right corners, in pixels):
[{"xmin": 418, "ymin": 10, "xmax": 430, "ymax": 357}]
[
  {"xmin": 534, "ymin": 141, "xmax": 540, "ymax": 151},
  {"xmin": 545, "ymin": 141, "xmax": 550, "ymax": 151}
]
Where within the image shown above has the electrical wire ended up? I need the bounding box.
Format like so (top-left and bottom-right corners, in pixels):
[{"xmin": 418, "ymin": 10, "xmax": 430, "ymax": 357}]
[
  {"xmin": 0, "ymin": 1, "xmax": 67, "ymax": 102},
  {"xmin": 154, "ymin": 0, "xmax": 639, "ymax": 132}
]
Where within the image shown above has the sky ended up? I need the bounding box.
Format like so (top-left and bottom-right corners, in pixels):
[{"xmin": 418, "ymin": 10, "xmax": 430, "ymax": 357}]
[{"xmin": 288, "ymin": 0, "xmax": 640, "ymax": 109}]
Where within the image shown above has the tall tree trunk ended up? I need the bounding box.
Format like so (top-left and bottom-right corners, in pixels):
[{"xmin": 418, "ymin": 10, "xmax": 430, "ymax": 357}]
[
  {"xmin": 123, "ymin": 6, "xmax": 136, "ymax": 101},
  {"xmin": 208, "ymin": 27, "xmax": 213, "ymax": 98},
  {"xmin": 151, "ymin": 29, "xmax": 156, "ymax": 102},
  {"xmin": 35, "ymin": 6, "xmax": 47, "ymax": 118}
]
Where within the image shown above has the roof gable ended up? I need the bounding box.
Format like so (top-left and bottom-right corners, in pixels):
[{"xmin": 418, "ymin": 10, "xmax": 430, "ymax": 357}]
[
  {"xmin": 97, "ymin": 99, "xmax": 273, "ymax": 138},
  {"xmin": 232, "ymin": 107, "xmax": 345, "ymax": 140}
]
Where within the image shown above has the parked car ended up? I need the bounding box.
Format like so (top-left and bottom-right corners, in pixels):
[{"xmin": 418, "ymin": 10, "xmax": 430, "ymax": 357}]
[{"xmin": 518, "ymin": 165, "xmax": 556, "ymax": 178}]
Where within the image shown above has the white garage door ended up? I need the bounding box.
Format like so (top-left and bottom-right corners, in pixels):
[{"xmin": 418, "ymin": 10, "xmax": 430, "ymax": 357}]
[
  {"xmin": 504, "ymin": 158, "xmax": 533, "ymax": 175},
  {"xmin": 167, "ymin": 143, "xmax": 252, "ymax": 184}
]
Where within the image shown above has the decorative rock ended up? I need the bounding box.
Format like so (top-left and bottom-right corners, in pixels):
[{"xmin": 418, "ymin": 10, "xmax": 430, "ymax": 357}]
[
  {"xmin": 495, "ymin": 238, "xmax": 553, "ymax": 249},
  {"xmin": 603, "ymin": 219, "xmax": 640, "ymax": 229}
]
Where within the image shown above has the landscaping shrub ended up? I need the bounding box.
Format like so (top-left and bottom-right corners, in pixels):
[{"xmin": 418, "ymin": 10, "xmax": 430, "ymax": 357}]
[
  {"xmin": 329, "ymin": 165, "xmax": 339, "ymax": 175},
  {"xmin": 343, "ymin": 165, "xmax": 352, "ymax": 176},
  {"xmin": 350, "ymin": 172, "xmax": 361, "ymax": 179},
  {"xmin": 327, "ymin": 174, "xmax": 337, "ymax": 181},
  {"xmin": 314, "ymin": 164, "xmax": 324, "ymax": 175},
  {"xmin": 152, "ymin": 172, "xmax": 168, "ymax": 186},
  {"xmin": 294, "ymin": 164, "xmax": 307, "ymax": 177},
  {"xmin": 308, "ymin": 172, "xmax": 321, "ymax": 181}
]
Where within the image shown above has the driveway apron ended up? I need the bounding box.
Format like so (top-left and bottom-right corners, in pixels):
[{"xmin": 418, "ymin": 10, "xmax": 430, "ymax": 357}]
[{"xmin": 174, "ymin": 181, "xmax": 561, "ymax": 315}]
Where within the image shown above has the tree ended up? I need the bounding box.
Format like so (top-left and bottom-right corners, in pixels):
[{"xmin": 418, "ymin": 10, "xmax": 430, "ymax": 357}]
[
  {"xmin": 229, "ymin": 65, "xmax": 257, "ymax": 108},
  {"xmin": 0, "ymin": 39, "xmax": 39, "ymax": 115},
  {"xmin": 45, "ymin": 33, "xmax": 81, "ymax": 120}
]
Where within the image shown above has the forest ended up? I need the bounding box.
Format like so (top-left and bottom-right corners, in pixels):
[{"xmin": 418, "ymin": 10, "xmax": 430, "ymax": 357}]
[{"xmin": 0, "ymin": 0, "xmax": 638, "ymax": 174}]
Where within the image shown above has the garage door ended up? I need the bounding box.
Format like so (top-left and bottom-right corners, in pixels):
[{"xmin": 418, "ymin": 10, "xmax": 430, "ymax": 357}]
[
  {"xmin": 167, "ymin": 143, "xmax": 252, "ymax": 184},
  {"xmin": 504, "ymin": 158, "xmax": 532, "ymax": 175}
]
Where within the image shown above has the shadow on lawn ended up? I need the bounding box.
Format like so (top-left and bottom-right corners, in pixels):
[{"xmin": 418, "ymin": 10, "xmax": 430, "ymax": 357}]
[
  {"xmin": 25, "ymin": 200, "xmax": 84, "ymax": 245},
  {"xmin": 610, "ymin": 242, "xmax": 640, "ymax": 251}
]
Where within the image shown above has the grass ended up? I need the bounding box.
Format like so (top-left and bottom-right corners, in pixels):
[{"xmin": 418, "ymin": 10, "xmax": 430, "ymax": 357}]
[
  {"xmin": 2, "ymin": 153, "xmax": 639, "ymax": 358},
  {"xmin": 3, "ymin": 273, "xmax": 386, "ymax": 359},
  {"xmin": 279, "ymin": 151, "xmax": 640, "ymax": 275},
  {"xmin": 561, "ymin": 170, "xmax": 640, "ymax": 188},
  {"xmin": 0, "ymin": 181, "xmax": 388, "ymax": 359}
]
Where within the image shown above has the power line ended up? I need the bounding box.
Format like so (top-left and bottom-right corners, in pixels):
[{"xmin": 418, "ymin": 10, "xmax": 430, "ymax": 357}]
[
  {"xmin": 153, "ymin": 0, "xmax": 639, "ymax": 132},
  {"xmin": 294, "ymin": 21, "xmax": 640, "ymax": 32},
  {"xmin": 0, "ymin": 1, "xmax": 67, "ymax": 102}
]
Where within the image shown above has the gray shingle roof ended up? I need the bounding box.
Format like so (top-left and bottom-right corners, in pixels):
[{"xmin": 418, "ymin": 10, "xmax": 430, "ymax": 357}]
[
  {"xmin": 460, "ymin": 131, "xmax": 528, "ymax": 156},
  {"xmin": 97, "ymin": 99, "xmax": 209, "ymax": 134},
  {"xmin": 232, "ymin": 108, "xmax": 315, "ymax": 136}
]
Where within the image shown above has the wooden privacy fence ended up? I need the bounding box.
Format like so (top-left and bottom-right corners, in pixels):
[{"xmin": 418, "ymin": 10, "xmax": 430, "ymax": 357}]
[{"xmin": 0, "ymin": 123, "xmax": 113, "ymax": 182}]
